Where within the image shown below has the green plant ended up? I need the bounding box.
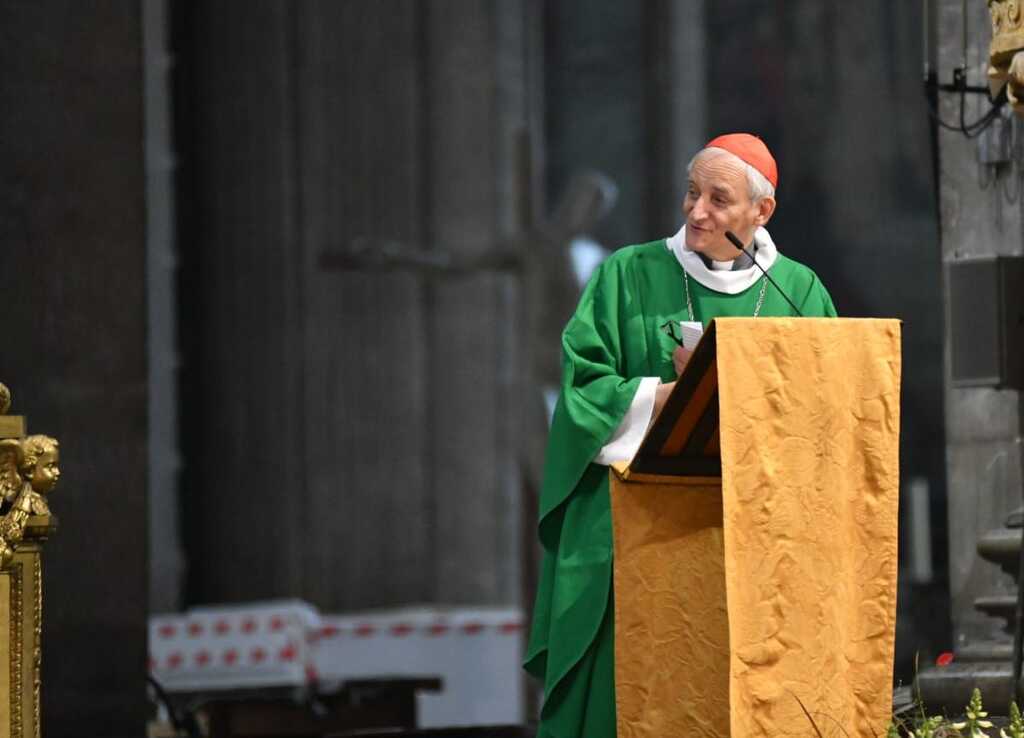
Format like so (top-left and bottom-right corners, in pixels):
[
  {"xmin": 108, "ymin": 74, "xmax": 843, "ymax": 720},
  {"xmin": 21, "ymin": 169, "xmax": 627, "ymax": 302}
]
[
  {"xmin": 951, "ymin": 688, "xmax": 994, "ymax": 737},
  {"xmin": 911, "ymin": 715, "xmax": 947, "ymax": 738},
  {"xmin": 796, "ymin": 685, "xmax": 1024, "ymax": 737},
  {"xmin": 1001, "ymin": 701, "xmax": 1024, "ymax": 738}
]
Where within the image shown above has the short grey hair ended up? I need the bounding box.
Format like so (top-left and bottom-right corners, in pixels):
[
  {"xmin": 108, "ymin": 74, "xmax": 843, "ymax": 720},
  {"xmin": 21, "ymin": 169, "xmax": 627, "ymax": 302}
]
[{"xmin": 687, "ymin": 146, "xmax": 776, "ymax": 203}]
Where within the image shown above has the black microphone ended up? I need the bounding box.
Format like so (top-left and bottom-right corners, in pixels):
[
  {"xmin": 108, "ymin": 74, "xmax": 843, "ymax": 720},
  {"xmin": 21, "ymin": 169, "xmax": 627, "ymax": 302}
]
[{"xmin": 724, "ymin": 230, "xmax": 804, "ymax": 317}]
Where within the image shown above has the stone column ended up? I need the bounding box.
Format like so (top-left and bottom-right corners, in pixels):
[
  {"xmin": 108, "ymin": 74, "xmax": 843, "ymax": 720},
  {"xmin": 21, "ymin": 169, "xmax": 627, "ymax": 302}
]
[
  {"xmin": 0, "ymin": 1, "xmax": 149, "ymax": 733},
  {"xmin": 936, "ymin": 0, "xmax": 1024, "ymax": 648},
  {"xmin": 175, "ymin": 0, "xmax": 307, "ymax": 606}
]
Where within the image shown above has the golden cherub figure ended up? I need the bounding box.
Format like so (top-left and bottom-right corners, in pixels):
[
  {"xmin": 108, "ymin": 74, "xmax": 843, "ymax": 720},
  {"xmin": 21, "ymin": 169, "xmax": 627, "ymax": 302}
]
[{"xmin": 0, "ymin": 436, "xmax": 59, "ymax": 568}]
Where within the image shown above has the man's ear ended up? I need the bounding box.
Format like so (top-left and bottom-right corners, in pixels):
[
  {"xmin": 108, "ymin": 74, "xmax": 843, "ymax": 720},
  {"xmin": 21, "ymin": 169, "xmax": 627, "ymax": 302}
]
[{"xmin": 754, "ymin": 196, "xmax": 777, "ymax": 226}]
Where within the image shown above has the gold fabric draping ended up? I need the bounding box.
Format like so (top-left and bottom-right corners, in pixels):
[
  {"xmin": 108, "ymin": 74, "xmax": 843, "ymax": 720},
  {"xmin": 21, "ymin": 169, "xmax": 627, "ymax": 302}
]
[
  {"xmin": 612, "ymin": 474, "xmax": 730, "ymax": 737},
  {"xmin": 611, "ymin": 318, "xmax": 901, "ymax": 737}
]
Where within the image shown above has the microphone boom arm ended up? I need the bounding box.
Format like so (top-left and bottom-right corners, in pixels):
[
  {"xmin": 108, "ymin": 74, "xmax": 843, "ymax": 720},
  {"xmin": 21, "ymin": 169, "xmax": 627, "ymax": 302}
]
[{"xmin": 725, "ymin": 230, "xmax": 804, "ymax": 317}]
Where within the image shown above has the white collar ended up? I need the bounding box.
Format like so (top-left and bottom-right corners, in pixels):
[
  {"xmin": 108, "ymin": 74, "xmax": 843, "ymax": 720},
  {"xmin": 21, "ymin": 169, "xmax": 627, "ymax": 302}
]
[{"xmin": 665, "ymin": 225, "xmax": 779, "ymax": 294}]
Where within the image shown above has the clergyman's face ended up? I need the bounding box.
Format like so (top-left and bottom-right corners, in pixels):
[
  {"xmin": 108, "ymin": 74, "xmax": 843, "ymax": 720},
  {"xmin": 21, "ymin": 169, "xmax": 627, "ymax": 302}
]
[
  {"xmin": 31, "ymin": 448, "xmax": 59, "ymax": 494},
  {"xmin": 682, "ymin": 153, "xmax": 770, "ymax": 261}
]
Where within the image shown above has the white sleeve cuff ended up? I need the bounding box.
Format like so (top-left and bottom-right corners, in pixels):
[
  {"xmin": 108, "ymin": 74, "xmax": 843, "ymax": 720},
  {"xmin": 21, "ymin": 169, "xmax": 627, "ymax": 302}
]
[{"xmin": 594, "ymin": 377, "xmax": 660, "ymax": 465}]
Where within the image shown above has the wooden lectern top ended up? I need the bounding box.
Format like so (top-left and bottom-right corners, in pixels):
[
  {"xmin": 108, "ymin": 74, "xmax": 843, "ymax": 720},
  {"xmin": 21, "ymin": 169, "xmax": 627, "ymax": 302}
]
[{"xmin": 627, "ymin": 319, "xmax": 722, "ymax": 479}]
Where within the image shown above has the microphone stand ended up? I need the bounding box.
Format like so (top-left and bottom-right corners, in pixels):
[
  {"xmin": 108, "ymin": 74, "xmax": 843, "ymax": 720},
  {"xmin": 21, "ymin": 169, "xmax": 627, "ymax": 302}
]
[{"xmin": 724, "ymin": 230, "xmax": 804, "ymax": 317}]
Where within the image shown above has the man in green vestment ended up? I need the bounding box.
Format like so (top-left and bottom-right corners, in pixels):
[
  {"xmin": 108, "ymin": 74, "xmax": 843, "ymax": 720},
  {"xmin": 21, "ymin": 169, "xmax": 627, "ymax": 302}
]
[{"xmin": 524, "ymin": 133, "xmax": 837, "ymax": 738}]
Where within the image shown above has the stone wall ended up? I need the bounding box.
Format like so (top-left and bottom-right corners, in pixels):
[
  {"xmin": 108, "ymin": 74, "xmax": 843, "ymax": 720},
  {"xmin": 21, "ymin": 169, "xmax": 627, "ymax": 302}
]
[
  {"xmin": 174, "ymin": 1, "xmax": 543, "ymax": 610},
  {"xmin": 544, "ymin": 0, "xmax": 706, "ymax": 244}
]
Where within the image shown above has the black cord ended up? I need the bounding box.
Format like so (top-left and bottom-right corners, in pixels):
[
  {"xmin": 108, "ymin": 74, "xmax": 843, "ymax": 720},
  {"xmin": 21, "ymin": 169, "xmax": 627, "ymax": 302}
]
[
  {"xmin": 923, "ymin": 71, "xmax": 1007, "ymax": 138},
  {"xmin": 723, "ymin": 232, "xmax": 804, "ymax": 317},
  {"xmin": 147, "ymin": 675, "xmax": 202, "ymax": 738},
  {"xmin": 960, "ymin": 85, "xmax": 1005, "ymax": 138}
]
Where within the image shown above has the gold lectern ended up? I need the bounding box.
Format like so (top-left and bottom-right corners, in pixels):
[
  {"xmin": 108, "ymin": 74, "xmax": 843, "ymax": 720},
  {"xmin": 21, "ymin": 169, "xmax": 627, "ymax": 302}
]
[
  {"xmin": 0, "ymin": 387, "xmax": 60, "ymax": 738},
  {"xmin": 610, "ymin": 318, "xmax": 901, "ymax": 738}
]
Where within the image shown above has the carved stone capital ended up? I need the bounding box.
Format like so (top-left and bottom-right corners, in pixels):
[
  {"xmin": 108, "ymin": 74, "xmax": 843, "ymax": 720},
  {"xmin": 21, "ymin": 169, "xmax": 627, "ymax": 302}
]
[
  {"xmin": 990, "ymin": 0, "xmax": 1024, "ymax": 64},
  {"xmin": 989, "ymin": 2, "xmax": 1024, "ymax": 114}
]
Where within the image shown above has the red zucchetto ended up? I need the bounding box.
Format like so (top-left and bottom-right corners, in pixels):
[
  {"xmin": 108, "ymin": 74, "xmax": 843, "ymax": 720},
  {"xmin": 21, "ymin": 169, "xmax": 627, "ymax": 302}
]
[{"xmin": 705, "ymin": 133, "xmax": 778, "ymax": 188}]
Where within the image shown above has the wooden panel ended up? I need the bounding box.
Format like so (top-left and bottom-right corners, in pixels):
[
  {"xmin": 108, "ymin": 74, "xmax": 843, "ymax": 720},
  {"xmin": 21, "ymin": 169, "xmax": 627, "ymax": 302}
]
[
  {"xmin": 661, "ymin": 368, "xmax": 717, "ymax": 456},
  {"xmin": 627, "ymin": 456, "xmax": 721, "ymax": 478}
]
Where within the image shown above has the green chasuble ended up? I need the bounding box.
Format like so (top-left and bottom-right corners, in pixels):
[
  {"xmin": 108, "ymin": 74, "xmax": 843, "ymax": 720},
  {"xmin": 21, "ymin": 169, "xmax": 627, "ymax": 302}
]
[{"xmin": 524, "ymin": 238, "xmax": 836, "ymax": 738}]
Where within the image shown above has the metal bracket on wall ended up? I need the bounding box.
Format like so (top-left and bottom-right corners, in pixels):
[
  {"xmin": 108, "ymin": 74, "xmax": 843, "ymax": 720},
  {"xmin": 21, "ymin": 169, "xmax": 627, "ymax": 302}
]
[{"xmin": 947, "ymin": 256, "xmax": 1024, "ymax": 389}]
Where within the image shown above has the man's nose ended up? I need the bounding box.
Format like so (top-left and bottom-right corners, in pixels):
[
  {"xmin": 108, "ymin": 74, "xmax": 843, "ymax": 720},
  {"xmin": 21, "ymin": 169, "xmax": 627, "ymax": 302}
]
[{"xmin": 690, "ymin": 196, "xmax": 708, "ymax": 221}]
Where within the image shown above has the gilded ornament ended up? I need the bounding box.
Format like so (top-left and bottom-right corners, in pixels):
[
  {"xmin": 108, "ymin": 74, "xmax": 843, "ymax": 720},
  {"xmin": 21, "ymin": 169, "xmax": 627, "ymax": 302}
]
[
  {"xmin": 0, "ymin": 381, "xmax": 58, "ymax": 738},
  {"xmin": 990, "ymin": 1, "xmax": 1024, "ymax": 114},
  {"xmin": 32, "ymin": 556, "xmax": 41, "ymax": 738},
  {"xmin": 10, "ymin": 562, "xmax": 23, "ymax": 736},
  {"xmin": 0, "ymin": 437, "xmax": 58, "ymax": 570},
  {"xmin": 990, "ymin": 0, "xmax": 1023, "ymax": 32}
]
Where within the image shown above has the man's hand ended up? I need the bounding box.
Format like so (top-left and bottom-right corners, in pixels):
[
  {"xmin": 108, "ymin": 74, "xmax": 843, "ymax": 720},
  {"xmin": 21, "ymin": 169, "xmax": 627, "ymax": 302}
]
[
  {"xmin": 650, "ymin": 348, "xmax": 691, "ymax": 428},
  {"xmin": 672, "ymin": 345, "xmax": 692, "ymax": 376},
  {"xmin": 651, "ymin": 381, "xmax": 676, "ymax": 424}
]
